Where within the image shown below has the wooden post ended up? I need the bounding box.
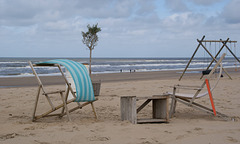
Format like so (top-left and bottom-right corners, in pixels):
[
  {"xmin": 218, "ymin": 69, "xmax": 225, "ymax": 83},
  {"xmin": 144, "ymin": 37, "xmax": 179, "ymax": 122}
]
[
  {"xmin": 60, "ymin": 92, "xmax": 71, "ymax": 121},
  {"xmin": 205, "ymin": 79, "xmax": 216, "ymax": 116},
  {"xmin": 221, "ymin": 40, "xmax": 240, "ymax": 63},
  {"xmin": 120, "ymin": 96, "xmax": 137, "ymax": 124},
  {"xmin": 32, "ymin": 85, "xmax": 41, "ymax": 121},
  {"xmin": 91, "ymin": 102, "xmax": 98, "ymax": 119},
  {"xmin": 179, "ymin": 35, "xmax": 205, "ymax": 81}
]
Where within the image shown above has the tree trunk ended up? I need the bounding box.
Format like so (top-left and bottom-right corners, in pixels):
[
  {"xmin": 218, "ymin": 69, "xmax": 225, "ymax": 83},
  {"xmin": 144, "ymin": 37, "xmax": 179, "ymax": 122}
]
[{"xmin": 89, "ymin": 49, "xmax": 92, "ymax": 77}]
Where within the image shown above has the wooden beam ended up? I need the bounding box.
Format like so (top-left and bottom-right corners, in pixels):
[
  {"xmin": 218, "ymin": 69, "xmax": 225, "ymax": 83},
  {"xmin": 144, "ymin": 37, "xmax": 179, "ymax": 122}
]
[
  {"xmin": 179, "ymin": 35, "xmax": 205, "ymax": 81},
  {"xmin": 137, "ymin": 99, "xmax": 151, "ymax": 113},
  {"xmin": 201, "ymin": 40, "xmax": 237, "ymax": 43}
]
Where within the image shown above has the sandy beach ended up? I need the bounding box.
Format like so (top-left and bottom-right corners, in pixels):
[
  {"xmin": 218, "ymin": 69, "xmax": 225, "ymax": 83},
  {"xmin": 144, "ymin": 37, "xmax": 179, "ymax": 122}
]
[{"xmin": 0, "ymin": 70, "xmax": 240, "ymax": 144}]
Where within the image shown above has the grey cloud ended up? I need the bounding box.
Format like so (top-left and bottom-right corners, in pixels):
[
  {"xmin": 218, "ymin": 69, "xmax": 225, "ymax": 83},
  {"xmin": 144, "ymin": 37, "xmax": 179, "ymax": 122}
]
[
  {"xmin": 165, "ymin": 0, "xmax": 189, "ymax": 12},
  {"xmin": 135, "ymin": 0, "xmax": 156, "ymax": 16},
  {"xmin": 79, "ymin": 0, "xmax": 136, "ymax": 18},
  {"xmin": 0, "ymin": 0, "xmax": 64, "ymax": 26},
  {"xmin": 160, "ymin": 12, "xmax": 205, "ymax": 34},
  {"xmin": 189, "ymin": 0, "xmax": 223, "ymax": 6},
  {"xmin": 0, "ymin": 0, "xmax": 41, "ymax": 19},
  {"xmin": 0, "ymin": 0, "xmax": 139, "ymax": 27},
  {"xmin": 221, "ymin": 0, "xmax": 240, "ymax": 24}
]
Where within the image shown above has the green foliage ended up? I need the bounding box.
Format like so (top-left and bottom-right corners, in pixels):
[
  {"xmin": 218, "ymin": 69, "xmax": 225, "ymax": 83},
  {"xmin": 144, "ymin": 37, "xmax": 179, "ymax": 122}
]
[{"xmin": 82, "ymin": 23, "xmax": 101, "ymax": 50}]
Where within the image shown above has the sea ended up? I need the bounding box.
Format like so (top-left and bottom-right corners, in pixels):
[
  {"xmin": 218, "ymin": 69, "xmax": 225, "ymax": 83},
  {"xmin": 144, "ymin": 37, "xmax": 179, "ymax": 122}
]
[{"xmin": 0, "ymin": 57, "xmax": 239, "ymax": 77}]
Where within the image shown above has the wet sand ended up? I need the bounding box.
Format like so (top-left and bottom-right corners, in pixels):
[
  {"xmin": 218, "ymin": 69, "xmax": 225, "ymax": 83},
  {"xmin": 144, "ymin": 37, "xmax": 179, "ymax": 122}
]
[{"xmin": 0, "ymin": 69, "xmax": 224, "ymax": 87}]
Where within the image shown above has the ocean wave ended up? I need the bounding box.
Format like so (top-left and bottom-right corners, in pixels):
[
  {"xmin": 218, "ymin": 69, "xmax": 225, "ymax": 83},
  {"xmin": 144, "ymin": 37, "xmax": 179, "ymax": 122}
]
[
  {"xmin": 0, "ymin": 72, "xmax": 62, "ymax": 78},
  {"xmin": 1, "ymin": 57, "xmax": 239, "ymax": 77},
  {"xmin": 91, "ymin": 64, "xmax": 111, "ymax": 68},
  {"xmin": 0, "ymin": 61, "xmax": 27, "ymax": 64},
  {"xmin": 144, "ymin": 59, "xmax": 189, "ymax": 62}
]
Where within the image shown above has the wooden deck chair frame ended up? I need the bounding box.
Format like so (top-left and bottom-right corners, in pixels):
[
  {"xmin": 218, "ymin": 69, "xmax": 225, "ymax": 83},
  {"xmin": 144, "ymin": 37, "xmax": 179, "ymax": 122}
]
[
  {"xmin": 29, "ymin": 61, "xmax": 97, "ymax": 122},
  {"xmin": 169, "ymin": 53, "xmax": 229, "ymax": 119}
]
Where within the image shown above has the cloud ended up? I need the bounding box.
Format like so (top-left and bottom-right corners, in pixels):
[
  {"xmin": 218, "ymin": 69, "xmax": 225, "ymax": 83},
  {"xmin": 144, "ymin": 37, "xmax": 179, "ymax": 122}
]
[
  {"xmin": 0, "ymin": 0, "xmax": 60, "ymax": 26},
  {"xmin": 0, "ymin": 0, "xmax": 240, "ymax": 57},
  {"xmin": 189, "ymin": 0, "xmax": 223, "ymax": 6},
  {"xmin": 135, "ymin": 0, "xmax": 156, "ymax": 16},
  {"xmin": 221, "ymin": 0, "xmax": 240, "ymax": 24},
  {"xmin": 160, "ymin": 12, "xmax": 206, "ymax": 35},
  {"xmin": 165, "ymin": 0, "xmax": 189, "ymax": 12}
]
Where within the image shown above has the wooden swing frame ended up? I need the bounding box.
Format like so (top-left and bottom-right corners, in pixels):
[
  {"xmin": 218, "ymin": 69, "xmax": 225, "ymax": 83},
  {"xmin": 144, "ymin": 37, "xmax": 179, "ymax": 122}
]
[{"xmin": 179, "ymin": 35, "xmax": 239, "ymax": 81}]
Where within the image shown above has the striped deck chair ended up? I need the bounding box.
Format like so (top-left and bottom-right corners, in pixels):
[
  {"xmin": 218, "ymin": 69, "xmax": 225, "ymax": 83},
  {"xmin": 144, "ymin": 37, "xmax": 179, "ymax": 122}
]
[{"xmin": 29, "ymin": 59, "xmax": 98, "ymax": 122}]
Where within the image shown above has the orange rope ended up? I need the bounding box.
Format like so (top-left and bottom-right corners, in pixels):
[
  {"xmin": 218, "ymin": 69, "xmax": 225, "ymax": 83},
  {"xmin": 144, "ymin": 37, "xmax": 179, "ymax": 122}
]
[{"xmin": 205, "ymin": 79, "xmax": 216, "ymax": 116}]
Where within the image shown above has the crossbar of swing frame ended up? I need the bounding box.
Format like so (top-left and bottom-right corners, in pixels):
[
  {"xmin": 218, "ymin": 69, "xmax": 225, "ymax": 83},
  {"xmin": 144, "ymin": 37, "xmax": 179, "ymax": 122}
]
[{"xmin": 201, "ymin": 40, "xmax": 237, "ymax": 43}]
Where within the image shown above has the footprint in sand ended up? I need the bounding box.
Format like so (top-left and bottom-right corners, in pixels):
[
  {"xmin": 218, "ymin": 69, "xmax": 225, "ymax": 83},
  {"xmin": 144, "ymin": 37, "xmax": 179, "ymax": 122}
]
[
  {"xmin": 227, "ymin": 136, "xmax": 238, "ymax": 143},
  {"xmin": 0, "ymin": 133, "xmax": 19, "ymax": 141},
  {"xmin": 88, "ymin": 136, "xmax": 110, "ymax": 141},
  {"xmin": 139, "ymin": 141, "xmax": 152, "ymax": 144},
  {"xmin": 176, "ymin": 134, "xmax": 185, "ymax": 140},
  {"xmin": 194, "ymin": 127, "xmax": 202, "ymax": 131},
  {"xmin": 164, "ymin": 130, "xmax": 172, "ymax": 134},
  {"xmin": 34, "ymin": 140, "xmax": 51, "ymax": 144},
  {"xmin": 24, "ymin": 126, "xmax": 36, "ymax": 130}
]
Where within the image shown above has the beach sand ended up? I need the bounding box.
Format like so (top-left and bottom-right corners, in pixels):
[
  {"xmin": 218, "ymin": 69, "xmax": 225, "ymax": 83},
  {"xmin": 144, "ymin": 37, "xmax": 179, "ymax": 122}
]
[{"xmin": 0, "ymin": 70, "xmax": 240, "ymax": 144}]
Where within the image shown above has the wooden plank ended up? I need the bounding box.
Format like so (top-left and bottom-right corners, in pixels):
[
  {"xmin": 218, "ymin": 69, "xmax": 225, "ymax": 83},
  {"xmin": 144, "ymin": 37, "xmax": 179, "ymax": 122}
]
[
  {"xmin": 137, "ymin": 95, "xmax": 168, "ymax": 100},
  {"xmin": 43, "ymin": 90, "xmax": 65, "ymax": 95},
  {"xmin": 153, "ymin": 99, "xmax": 167, "ymax": 119},
  {"xmin": 120, "ymin": 96, "xmax": 137, "ymax": 124},
  {"xmin": 137, "ymin": 118, "xmax": 168, "ymax": 124},
  {"xmin": 137, "ymin": 99, "xmax": 151, "ymax": 113},
  {"xmin": 177, "ymin": 97, "xmax": 229, "ymax": 119}
]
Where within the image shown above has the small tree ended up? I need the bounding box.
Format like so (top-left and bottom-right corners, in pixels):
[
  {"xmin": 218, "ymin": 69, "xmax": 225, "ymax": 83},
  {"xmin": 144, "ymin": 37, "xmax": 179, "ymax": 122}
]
[{"xmin": 82, "ymin": 23, "xmax": 101, "ymax": 77}]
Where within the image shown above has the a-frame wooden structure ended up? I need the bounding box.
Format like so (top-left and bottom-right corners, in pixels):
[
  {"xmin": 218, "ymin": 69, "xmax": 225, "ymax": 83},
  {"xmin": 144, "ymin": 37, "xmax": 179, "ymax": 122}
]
[{"xmin": 179, "ymin": 35, "xmax": 239, "ymax": 81}]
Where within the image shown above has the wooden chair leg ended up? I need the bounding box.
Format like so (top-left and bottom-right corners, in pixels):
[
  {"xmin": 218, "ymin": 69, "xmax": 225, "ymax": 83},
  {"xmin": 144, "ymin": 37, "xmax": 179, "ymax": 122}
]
[
  {"xmin": 32, "ymin": 86, "xmax": 41, "ymax": 122},
  {"xmin": 91, "ymin": 102, "xmax": 97, "ymax": 119},
  {"xmin": 60, "ymin": 92, "xmax": 71, "ymax": 121},
  {"xmin": 169, "ymin": 87, "xmax": 177, "ymax": 118},
  {"xmin": 60, "ymin": 88, "xmax": 70, "ymax": 117},
  {"xmin": 170, "ymin": 97, "xmax": 177, "ymax": 118},
  {"xmin": 44, "ymin": 94, "xmax": 55, "ymax": 110}
]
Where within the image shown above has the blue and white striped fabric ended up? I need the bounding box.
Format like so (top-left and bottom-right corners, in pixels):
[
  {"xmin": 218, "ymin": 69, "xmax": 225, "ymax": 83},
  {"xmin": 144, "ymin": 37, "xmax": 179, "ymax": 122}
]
[{"xmin": 38, "ymin": 59, "xmax": 95, "ymax": 102}]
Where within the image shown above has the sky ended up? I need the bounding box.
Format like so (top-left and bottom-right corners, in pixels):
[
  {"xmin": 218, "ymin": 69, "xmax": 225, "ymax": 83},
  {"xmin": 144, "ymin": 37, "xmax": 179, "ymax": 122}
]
[{"xmin": 0, "ymin": 0, "xmax": 240, "ymax": 58}]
